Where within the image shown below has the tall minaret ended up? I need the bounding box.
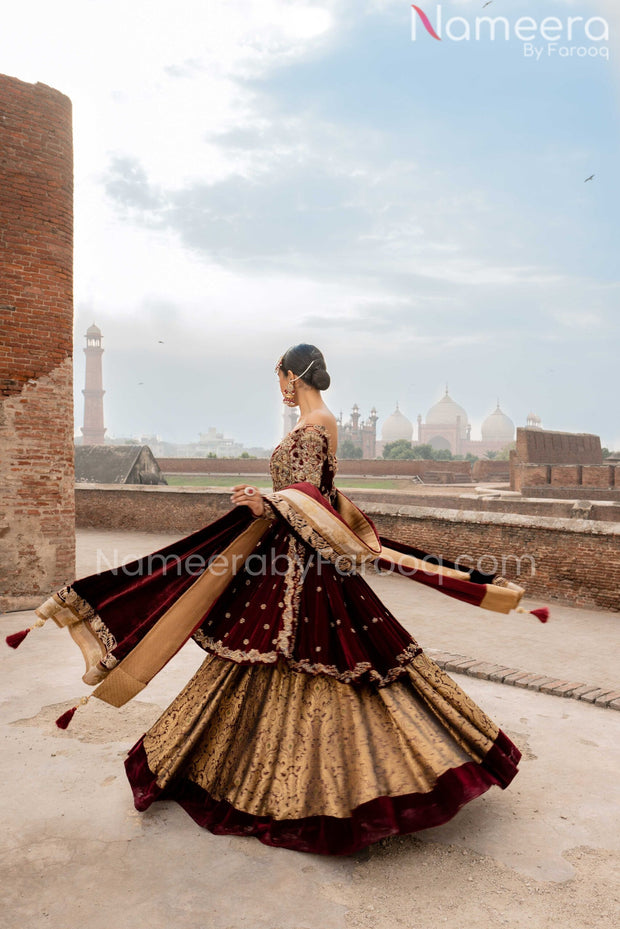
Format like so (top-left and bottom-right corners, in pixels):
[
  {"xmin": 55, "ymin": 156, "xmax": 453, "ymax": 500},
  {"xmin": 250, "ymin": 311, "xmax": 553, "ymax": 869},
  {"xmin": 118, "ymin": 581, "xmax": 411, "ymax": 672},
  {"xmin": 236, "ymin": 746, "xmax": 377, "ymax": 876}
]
[
  {"xmin": 282, "ymin": 406, "xmax": 297, "ymax": 436},
  {"xmin": 81, "ymin": 323, "xmax": 106, "ymax": 445}
]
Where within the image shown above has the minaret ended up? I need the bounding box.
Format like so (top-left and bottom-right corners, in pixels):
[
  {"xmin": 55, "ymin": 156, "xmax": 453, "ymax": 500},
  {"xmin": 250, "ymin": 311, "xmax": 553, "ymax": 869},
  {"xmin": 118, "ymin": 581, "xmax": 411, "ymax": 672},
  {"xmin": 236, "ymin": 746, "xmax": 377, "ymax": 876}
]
[
  {"xmin": 81, "ymin": 323, "xmax": 106, "ymax": 445},
  {"xmin": 282, "ymin": 406, "xmax": 297, "ymax": 436}
]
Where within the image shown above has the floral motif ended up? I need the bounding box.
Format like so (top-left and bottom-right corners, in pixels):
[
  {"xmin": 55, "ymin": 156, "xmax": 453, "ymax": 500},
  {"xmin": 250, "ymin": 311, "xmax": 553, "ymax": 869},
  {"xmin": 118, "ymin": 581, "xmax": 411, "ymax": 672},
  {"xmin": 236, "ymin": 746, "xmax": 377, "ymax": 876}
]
[{"xmin": 270, "ymin": 423, "xmax": 338, "ymax": 503}]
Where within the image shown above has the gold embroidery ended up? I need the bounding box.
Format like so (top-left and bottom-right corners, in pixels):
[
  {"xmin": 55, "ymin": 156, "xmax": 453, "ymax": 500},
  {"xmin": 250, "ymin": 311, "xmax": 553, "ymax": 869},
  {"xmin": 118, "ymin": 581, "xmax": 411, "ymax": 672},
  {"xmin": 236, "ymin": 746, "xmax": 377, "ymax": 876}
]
[
  {"xmin": 275, "ymin": 535, "xmax": 305, "ymax": 656},
  {"xmin": 55, "ymin": 585, "xmax": 118, "ymax": 669},
  {"xmin": 264, "ymin": 492, "xmax": 354, "ymax": 572},
  {"xmin": 270, "ymin": 423, "xmax": 338, "ymax": 504},
  {"xmin": 191, "ymin": 631, "xmax": 421, "ymax": 686}
]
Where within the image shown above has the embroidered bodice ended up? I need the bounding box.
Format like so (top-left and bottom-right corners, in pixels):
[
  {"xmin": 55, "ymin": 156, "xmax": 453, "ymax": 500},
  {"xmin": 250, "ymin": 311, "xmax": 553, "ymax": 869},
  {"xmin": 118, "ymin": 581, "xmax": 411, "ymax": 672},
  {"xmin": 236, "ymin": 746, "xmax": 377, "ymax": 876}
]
[{"xmin": 269, "ymin": 423, "xmax": 338, "ymax": 504}]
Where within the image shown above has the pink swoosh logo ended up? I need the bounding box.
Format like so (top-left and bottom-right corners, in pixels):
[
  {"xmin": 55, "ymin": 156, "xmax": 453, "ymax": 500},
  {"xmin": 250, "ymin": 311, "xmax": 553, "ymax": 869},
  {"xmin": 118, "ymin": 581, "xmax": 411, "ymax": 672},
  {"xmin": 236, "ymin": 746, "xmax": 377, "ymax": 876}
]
[{"xmin": 412, "ymin": 5, "xmax": 441, "ymax": 40}]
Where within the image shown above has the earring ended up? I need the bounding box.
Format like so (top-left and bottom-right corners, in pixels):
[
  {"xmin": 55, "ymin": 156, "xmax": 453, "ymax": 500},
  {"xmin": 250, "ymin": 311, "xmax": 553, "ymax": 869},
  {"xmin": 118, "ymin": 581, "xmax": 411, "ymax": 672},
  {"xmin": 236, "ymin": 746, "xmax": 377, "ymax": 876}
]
[{"xmin": 283, "ymin": 377, "xmax": 297, "ymax": 407}]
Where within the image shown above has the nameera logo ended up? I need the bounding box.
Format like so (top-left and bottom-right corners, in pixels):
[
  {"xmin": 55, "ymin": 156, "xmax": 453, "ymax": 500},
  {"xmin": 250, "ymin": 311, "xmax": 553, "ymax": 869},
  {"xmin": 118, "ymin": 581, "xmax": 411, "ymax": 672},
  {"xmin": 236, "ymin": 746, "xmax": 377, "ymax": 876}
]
[{"xmin": 411, "ymin": 4, "xmax": 441, "ymax": 41}]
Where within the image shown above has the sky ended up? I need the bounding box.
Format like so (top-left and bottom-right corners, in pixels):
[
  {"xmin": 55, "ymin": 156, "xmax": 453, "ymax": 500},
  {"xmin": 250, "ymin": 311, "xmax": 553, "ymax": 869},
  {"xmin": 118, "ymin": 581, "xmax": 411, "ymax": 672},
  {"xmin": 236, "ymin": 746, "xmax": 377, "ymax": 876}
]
[{"xmin": 2, "ymin": 0, "xmax": 619, "ymax": 450}]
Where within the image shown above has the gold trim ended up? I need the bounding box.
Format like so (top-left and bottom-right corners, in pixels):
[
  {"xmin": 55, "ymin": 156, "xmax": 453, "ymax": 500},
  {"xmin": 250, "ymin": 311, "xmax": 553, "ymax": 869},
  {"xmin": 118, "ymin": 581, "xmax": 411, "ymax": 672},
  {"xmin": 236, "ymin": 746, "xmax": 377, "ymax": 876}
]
[
  {"xmin": 35, "ymin": 586, "xmax": 119, "ymax": 681},
  {"xmin": 265, "ymin": 489, "xmax": 528, "ymax": 614},
  {"xmin": 378, "ymin": 545, "xmax": 472, "ymax": 582},
  {"xmin": 92, "ymin": 517, "xmax": 273, "ymax": 708},
  {"xmin": 480, "ymin": 584, "xmax": 523, "ymax": 614},
  {"xmin": 275, "ymin": 535, "xmax": 305, "ymax": 656}
]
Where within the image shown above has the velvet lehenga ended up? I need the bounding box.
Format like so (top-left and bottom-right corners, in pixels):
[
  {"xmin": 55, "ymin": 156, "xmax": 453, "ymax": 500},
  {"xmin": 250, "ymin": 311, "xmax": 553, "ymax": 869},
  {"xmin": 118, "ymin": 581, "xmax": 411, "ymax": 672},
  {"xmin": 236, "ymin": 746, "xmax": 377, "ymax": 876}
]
[{"xmin": 24, "ymin": 423, "xmax": 527, "ymax": 855}]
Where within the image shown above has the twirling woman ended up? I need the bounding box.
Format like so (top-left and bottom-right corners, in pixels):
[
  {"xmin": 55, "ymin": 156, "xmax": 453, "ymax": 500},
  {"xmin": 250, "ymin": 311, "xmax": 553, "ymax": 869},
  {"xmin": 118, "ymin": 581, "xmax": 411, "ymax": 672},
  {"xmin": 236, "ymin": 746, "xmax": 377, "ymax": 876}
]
[{"xmin": 8, "ymin": 343, "xmax": 545, "ymax": 855}]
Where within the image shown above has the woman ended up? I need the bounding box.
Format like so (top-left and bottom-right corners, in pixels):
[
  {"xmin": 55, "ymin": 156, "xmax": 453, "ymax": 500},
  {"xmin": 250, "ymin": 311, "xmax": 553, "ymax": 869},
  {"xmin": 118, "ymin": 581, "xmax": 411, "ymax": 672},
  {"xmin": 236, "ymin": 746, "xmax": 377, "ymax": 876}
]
[{"xmin": 9, "ymin": 343, "xmax": 542, "ymax": 856}]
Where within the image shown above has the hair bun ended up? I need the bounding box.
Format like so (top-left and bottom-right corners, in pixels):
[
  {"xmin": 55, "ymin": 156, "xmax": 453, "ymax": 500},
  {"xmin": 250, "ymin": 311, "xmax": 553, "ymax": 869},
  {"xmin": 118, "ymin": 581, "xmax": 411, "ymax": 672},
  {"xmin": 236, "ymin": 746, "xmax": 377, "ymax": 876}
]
[{"xmin": 311, "ymin": 365, "xmax": 330, "ymax": 390}]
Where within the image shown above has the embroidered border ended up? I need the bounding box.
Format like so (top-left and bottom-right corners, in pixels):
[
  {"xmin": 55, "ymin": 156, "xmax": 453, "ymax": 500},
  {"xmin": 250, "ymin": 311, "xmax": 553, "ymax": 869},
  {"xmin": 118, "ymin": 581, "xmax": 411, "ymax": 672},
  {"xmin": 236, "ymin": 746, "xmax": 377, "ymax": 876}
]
[
  {"xmin": 275, "ymin": 535, "xmax": 305, "ymax": 656},
  {"xmin": 56, "ymin": 585, "xmax": 119, "ymax": 669},
  {"xmin": 265, "ymin": 493, "xmax": 356, "ymax": 573},
  {"xmin": 190, "ymin": 636, "xmax": 423, "ymax": 686}
]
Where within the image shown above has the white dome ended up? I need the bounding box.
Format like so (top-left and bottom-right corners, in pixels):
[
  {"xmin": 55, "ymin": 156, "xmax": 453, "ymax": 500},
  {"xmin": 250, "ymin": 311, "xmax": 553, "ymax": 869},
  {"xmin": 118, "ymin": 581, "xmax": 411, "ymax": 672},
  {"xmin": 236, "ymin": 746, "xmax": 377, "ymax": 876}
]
[
  {"xmin": 426, "ymin": 389, "xmax": 468, "ymax": 428},
  {"xmin": 481, "ymin": 402, "xmax": 515, "ymax": 441},
  {"xmin": 381, "ymin": 404, "xmax": 413, "ymax": 443}
]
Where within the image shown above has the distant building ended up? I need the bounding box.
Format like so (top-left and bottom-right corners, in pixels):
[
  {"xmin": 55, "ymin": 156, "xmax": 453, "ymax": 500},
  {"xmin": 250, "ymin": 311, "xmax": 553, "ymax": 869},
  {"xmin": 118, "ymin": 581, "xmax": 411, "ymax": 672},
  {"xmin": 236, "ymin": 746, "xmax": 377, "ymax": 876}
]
[
  {"xmin": 337, "ymin": 405, "xmax": 378, "ymax": 458},
  {"xmin": 377, "ymin": 388, "xmax": 521, "ymax": 458},
  {"xmin": 525, "ymin": 412, "xmax": 543, "ymax": 430},
  {"xmin": 417, "ymin": 387, "xmax": 471, "ymax": 454},
  {"xmin": 75, "ymin": 445, "xmax": 167, "ymax": 484},
  {"xmin": 375, "ymin": 403, "xmax": 413, "ymax": 458},
  {"xmin": 195, "ymin": 426, "xmax": 245, "ymax": 457},
  {"xmin": 80, "ymin": 323, "xmax": 106, "ymax": 445}
]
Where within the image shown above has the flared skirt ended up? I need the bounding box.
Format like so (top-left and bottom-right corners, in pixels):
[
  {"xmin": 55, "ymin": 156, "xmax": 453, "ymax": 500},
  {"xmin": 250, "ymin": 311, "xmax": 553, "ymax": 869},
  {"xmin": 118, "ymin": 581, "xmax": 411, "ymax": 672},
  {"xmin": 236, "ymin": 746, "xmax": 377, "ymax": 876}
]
[{"xmin": 124, "ymin": 650, "xmax": 520, "ymax": 855}]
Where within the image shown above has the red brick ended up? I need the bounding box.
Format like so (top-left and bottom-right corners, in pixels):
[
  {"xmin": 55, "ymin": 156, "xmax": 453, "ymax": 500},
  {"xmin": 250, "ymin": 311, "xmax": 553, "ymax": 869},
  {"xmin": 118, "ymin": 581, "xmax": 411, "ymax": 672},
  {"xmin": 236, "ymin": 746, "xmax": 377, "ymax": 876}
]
[{"xmin": 0, "ymin": 73, "xmax": 75, "ymax": 611}]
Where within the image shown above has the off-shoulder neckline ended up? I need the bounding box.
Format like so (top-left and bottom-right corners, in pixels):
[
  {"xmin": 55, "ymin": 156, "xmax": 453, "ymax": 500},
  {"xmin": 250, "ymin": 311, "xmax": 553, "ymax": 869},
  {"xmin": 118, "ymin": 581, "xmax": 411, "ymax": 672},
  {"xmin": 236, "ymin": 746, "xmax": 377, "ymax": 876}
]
[{"xmin": 284, "ymin": 422, "xmax": 338, "ymax": 457}]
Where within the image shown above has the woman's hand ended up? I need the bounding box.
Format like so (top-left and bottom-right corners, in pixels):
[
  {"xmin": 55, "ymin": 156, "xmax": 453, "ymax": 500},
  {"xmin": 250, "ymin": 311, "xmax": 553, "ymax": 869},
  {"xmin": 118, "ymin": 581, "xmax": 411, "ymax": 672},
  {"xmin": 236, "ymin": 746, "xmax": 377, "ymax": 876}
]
[{"xmin": 230, "ymin": 484, "xmax": 266, "ymax": 518}]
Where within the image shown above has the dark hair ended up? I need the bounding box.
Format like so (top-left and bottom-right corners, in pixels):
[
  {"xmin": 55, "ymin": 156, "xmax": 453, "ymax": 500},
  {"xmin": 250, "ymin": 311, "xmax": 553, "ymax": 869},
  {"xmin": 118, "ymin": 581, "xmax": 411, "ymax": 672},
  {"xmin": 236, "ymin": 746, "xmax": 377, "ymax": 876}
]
[{"xmin": 280, "ymin": 343, "xmax": 331, "ymax": 391}]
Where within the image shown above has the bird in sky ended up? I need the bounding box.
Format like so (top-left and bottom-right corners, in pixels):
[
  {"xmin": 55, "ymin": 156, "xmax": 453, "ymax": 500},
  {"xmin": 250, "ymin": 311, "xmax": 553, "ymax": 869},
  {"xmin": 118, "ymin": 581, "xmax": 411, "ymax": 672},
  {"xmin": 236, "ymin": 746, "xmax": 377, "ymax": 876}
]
[
  {"xmin": 138, "ymin": 382, "xmax": 144, "ymax": 385},
  {"xmin": 482, "ymin": 1, "xmax": 494, "ymax": 8},
  {"xmin": 158, "ymin": 340, "xmax": 164, "ymax": 343},
  {"xmin": 585, "ymin": 175, "xmax": 595, "ymax": 182}
]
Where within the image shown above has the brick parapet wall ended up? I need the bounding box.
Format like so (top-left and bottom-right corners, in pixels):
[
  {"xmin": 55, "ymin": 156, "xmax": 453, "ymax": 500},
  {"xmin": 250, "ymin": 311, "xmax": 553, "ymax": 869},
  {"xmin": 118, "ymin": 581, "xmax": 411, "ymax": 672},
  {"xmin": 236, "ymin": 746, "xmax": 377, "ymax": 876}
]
[
  {"xmin": 519, "ymin": 487, "xmax": 620, "ymax": 502},
  {"xmin": 512, "ymin": 462, "xmax": 616, "ymax": 495},
  {"xmin": 0, "ymin": 75, "xmax": 74, "ymax": 611},
  {"xmin": 582, "ymin": 465, "xmax": 616, "ymax": 488},
  {"xmin": 471, "ymin": 459, "xmax": 510, "ymax": 482},
  {"xmin": 515, "ymin": 428, "xmax": 602, "ymax": 465},
  {"xmin": 158, "ymin": 457, "xmax": 477, "ymax": 481},
  {"xmin": 346, "ymin": 490, "xmax": 620, "ymax": 522},
  {"xmin": 74, "ymin": 485, "xmax": 620, "ymax": 611}
]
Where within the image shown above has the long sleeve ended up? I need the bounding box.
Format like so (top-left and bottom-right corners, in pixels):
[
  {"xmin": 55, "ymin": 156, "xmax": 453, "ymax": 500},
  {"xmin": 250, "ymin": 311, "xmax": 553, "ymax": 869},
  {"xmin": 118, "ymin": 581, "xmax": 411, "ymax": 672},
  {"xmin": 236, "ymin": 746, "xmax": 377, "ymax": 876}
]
[{"xmin": 288, "ymin": 426, "xmax": 329, "ymax": 489}]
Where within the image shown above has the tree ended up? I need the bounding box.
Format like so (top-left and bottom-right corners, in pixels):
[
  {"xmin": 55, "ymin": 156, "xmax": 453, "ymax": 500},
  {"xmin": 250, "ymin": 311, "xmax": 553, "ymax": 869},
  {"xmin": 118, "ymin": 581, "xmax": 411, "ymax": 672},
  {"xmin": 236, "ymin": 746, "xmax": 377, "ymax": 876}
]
[
  {"xmin": 495, "ymin": 442, "xmax": 515, "ymax": 461},
  {"xmin": 383, "ymin": 440, "xmax": 417, "ymax": 460},
  {"xmin": 340, "ymin": 439, "xmax": 363, "ymax": 459},
  {"xmin": 238, "ymin": 451, "xmax": 256, "ymax": 459}
]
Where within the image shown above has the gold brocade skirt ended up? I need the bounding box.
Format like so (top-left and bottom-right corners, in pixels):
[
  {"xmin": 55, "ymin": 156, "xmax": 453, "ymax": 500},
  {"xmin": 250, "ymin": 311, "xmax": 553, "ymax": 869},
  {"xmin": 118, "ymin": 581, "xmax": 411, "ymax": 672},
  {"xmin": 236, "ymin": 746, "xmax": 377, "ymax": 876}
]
[{"xmin": 124, "ymin": 650, "xmax": 520, "ymax": 855}]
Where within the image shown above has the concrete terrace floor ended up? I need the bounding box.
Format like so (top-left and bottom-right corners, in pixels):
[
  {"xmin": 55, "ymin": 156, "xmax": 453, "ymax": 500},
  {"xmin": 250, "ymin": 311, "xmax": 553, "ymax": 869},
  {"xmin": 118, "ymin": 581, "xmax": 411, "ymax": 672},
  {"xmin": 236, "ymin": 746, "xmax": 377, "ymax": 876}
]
[{"xmin": 0, "ymin": 527, "xmax": 618, "ymax": 929}]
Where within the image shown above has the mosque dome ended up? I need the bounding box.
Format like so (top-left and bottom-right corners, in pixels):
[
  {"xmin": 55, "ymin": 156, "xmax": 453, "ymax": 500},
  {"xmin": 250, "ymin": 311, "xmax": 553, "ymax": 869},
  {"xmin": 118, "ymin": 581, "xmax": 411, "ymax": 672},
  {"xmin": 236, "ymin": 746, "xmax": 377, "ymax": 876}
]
[
  {"xmin": 426, "ymin": 388, "xmax": 468, "ymax": 428},
  {"xmin": 381, "ymin": 403, "xmax": 413, "ymax": 443},
  {"xmin": 481, "ymin": 402, "xmax": 515, "ymax": 441},
  {"xmin": 86, "ymin": 322, "xmax": 102, "ymax": 337}
]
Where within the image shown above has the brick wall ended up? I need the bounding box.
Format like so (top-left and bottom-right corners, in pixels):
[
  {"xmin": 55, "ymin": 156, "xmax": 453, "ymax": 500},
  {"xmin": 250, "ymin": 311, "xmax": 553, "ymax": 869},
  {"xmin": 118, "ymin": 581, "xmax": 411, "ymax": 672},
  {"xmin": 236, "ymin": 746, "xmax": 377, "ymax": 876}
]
[
  {"xmin": 513, "ymin": 462, "xmax": 616, "ymax": 495},
  {"xmin": 512, "ymin": 464, "xmax": 550, "ymax": 492},
  {"xmin": 0, "ymin": 75, "xmax": 74, "ymax": 611},
  {"xmin": 551, "ymin": 465, "xmax": 581, "ymax": 486},
  {"xmin": 159, "ymin": 457, "xmax": 476, "ymax": 482},
  {"xmin": 471, "ymin": 459, "xmax": 510, "ymax": 482},
  {"xmin": 515, "ymin": 428, "xmax": 602, "ymax": 465},
  {"xmin": 582, "ymin": 465, "xmax": 615, "ymax": 489},
  {"xmin": 74, "ymin": 486, "xmax": 620, "ymax": 611},
  {"xmin": 522, "ymin": 487, "xmax": 620, "ymax": 502}
]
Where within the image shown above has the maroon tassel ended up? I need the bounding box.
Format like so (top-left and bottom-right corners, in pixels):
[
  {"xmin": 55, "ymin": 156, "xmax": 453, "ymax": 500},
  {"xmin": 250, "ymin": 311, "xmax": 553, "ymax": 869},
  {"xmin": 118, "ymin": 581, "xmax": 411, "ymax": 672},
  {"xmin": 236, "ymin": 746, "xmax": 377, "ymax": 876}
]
[
  {"xmin": 5, "ymin": 628, "xmax": 31, "ymax": 649},
  {"xmin": 55, "ymin": 706, "xmax": 78, "ymax": 729},
  {"xmin": 530, "ymin": 607, "xmax": 550, "ymax": 623}
]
